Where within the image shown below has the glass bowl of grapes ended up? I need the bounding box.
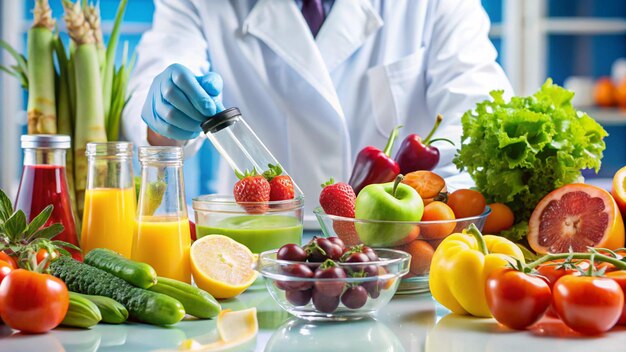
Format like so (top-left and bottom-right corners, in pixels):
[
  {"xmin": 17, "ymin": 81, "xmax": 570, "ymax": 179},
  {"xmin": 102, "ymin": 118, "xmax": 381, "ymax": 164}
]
[{"xmin": 257, "ymin": 237, "xmax": 411, "ymax": 321}]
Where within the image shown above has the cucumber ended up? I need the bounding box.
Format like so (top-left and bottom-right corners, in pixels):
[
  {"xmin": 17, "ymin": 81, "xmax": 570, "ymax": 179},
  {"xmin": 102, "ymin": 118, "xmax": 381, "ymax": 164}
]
[
  {"xmin": 50, "ymin": 256, "xmax": 185, "ymax": 326},
  {"xmin": 75, "ymin": 293, "xmax": 129, "ymax": 324},
  {"xmin": 84, "ymin": 248, "xmax": 157, "ymax": 289},
  {"xmin": 61, "ymin": 292, "xmax": 102, "ymax": 328},
  {"xmin": 148, "ymin": 277, "xmax": 221, "ymax": 319}
]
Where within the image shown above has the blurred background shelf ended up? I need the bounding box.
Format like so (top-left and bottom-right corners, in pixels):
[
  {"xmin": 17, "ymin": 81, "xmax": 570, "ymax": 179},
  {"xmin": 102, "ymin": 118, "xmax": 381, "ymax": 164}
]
[
  {"xmin": 578, "ymin": 106, "xmax": 626, "ymax": 125},
  {"xmin": 542, "ymin": 18, "xmax": 626, "ymax": 34}
]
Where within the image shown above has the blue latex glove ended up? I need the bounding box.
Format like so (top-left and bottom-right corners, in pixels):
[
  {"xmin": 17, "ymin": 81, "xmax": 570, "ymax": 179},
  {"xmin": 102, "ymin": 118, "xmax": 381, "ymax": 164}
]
[{"xmin": 142, "ymin": 63, "xmax": 225, "ymax": 140}]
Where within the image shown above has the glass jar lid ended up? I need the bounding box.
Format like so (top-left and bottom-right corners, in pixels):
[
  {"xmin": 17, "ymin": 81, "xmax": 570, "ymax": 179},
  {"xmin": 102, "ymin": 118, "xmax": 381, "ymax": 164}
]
[
  {"xmin": 86, "ymin": 142, "xmax": 133, "ymax": 158},
  {"xmin": 21, "ymin": 134, "xmax": 71, "ymax": 149}
]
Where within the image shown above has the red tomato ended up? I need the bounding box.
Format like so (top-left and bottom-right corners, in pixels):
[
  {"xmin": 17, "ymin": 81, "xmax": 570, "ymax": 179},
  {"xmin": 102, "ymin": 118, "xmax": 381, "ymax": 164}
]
[
  {"xmin": 553, "ymin": 275, "xmax": 624, "ymax": 335},
  {"xmin": 0, "ymin": 260, "xmax": 12, "ymax": 284},
  {"xmin": 485, "ymin": 268, "xmax": 552, "ymax": 330},
  {"xmin": 0, "ymin": 252, "xmax": 18, "ymax": 269},
  {"xmin": 606, "ymin": 270, "xmax": 626, "ymax": 325},
  {"xmin": 36, "ymin": 248, "xmax": 59, "ymax": 268},
  {"xmin": 536, "ymin": 261, "xmax": 583, "ymax": 317},
  {"xmin": 0, "ymin": 269, "xmax": 69, "ymax": 333}
]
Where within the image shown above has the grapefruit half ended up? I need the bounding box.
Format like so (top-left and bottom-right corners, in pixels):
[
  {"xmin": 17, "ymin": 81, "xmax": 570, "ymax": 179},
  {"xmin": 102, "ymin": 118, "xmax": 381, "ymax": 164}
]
[
  {"xmin": 612, "ymin": 165, "xmax": 626, "ymax": 216},
  {"xmin": 528, "ymin": 183, "xmax": 625, "ymax": 254}
]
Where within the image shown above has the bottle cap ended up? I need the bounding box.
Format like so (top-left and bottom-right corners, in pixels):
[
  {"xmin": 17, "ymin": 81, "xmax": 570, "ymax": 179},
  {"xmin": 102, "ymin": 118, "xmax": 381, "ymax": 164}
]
[
  {"xmin": 21, "ymin": 135, "xmax": 71, "ymax": 149},
  {"xmin": 201, "ymin": 107, "xmax": 241, "ymax": 134}
]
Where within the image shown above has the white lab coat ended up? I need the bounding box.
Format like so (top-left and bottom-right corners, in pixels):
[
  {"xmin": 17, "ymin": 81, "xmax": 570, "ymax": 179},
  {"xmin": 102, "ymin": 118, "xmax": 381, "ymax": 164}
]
[{"xmin": 123, "ymin": 0, "xmax": 512, "ymax": 224}]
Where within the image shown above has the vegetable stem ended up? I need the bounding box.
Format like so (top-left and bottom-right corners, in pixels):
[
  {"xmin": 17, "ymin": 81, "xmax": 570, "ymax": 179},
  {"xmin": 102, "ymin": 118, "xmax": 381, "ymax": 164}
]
[
  {"xmin": 383, "ymin": 125, "xmax": 402, "ymax": 156},
  {"xmin": 467, "ymin": 224, "xmax": 488, "ymax": 255},
  {"xmin": 423, "ymin": 114, "xmax": 443, "ymax": 145},
  {"xmin": 526, "ymin": 252, "xmax": 626, "ymax": 271}
]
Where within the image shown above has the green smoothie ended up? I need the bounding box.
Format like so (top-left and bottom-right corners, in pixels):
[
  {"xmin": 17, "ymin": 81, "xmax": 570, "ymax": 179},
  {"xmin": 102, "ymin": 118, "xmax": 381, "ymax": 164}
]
[{"xmin": 196, "ymin": 215, "xmax": 303, "ymax": 253}]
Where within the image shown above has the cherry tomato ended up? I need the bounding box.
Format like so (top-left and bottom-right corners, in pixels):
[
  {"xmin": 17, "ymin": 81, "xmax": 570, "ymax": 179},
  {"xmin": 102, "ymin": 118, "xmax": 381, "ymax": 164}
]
[
  {"xmin": 446, "ymin": 189, "xmax": 486, "ymax": 219},
  {"xmin": 0, "ymin": 269, "xmax": 69, "ymax": 333},
  {"xmin": 286, "ymin": 289, "xmax": 312, "ymax": 306},
  {"xmin": 536, "ymin": 261, "xmax": 582, "ymax": 317},
  {"xmin": 0, "ymin": 260, "xmax": 12, "ymax": 284},
  {"xmin": 606, "ymin": 270, "xmax": 626, "ymax": 325},
  {"xmin": 312, "ymin": 288, "xmax": 340, "ymax": 313},
  {"xmin": 553, "ymin": 275, "xmax": 624, "ymax": 335},
  {"xmin": 36, "ymin": 248, "xmax": 59, "ymax": 268},
  {"xmin": 485, "ymin": 268, "xmax": 552, "ymax": 330},
  {"xmin": 341, "ymin": 286, "xmax": 368, "ymax": 309},
  {"xmin": 420, "ymin": 201, "xmax": 456, "ymax": 240},
  {"xmin": 0, "ymin": 252, "xmax": 18, "ymax": 269},
  {"xmin": 327, "ymin": 237, "xmax": 346, "ymax": 252},
  {"xmin": 278, "ymin": 263, "xmax": 314, "ymax": 291},
  {"xmin": 277, "ymin": 244, "xmax": 307, "ymax": 262},
  {"xmin": 482, "ymin": 203, "xmax": 515, "ymax": 234}
]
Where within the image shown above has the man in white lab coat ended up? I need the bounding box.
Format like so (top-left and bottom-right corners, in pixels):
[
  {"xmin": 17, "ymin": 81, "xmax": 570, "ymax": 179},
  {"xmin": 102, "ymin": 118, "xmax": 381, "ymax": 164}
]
[{"xmin": 123, "ymin": 0, "xmax": 512, "ymax": 220}]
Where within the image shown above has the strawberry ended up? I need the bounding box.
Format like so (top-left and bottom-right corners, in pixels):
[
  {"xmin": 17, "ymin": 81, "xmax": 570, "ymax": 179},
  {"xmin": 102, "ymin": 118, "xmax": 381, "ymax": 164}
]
[
  {"xmin": 319, "ymin": 178, "xmax": 359, "ymax": 245},
  {"xmin": 263, "ymin": 164, "xmax": 295, "ymax": 201},
  {"xmin": 234, "ymin": 169, "xmax": 270, "ymax": 213}
]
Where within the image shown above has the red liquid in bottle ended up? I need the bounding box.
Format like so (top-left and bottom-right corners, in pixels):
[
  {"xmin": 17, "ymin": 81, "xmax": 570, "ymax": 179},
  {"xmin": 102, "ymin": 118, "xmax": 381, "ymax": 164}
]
[{"xmin": 15, "ymin": 165, "xmax": 82, "ymax": 261}]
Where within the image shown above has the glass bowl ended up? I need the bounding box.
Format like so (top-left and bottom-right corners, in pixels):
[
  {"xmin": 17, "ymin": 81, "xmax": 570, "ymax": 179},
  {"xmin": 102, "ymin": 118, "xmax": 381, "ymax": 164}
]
[
  {"xmin": 313, "ymin": 206, "xmax": 491, "ymax": 294},
  {"xmin": 192, "ymin": 195, "xmax": 304, "ymax": 254},
  {"xmin": 258, "ymin": 248, "xmax": 410, "ymax": 321}
]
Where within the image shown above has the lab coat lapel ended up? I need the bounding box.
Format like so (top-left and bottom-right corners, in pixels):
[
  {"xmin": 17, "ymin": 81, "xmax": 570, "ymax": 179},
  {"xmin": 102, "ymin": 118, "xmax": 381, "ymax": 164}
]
[
  {"xmin": 316, "ymin": 0, "xmax": 383, "ymax": 72},
  {"xmin": 242, "ymin": 0, "xmax": 342, "ymax": 115}
]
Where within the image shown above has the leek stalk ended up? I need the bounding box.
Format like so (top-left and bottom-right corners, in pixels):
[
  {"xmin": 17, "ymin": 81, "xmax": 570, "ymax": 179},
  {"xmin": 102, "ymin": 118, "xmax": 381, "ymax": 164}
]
[{"xmin": 27, "ymin": 0, "xmax": 57, "ymax": 134}]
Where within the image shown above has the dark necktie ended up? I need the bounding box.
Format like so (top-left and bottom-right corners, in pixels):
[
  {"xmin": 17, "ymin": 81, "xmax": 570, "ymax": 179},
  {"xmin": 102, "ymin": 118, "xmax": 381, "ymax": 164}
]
[{"xmin": 301, "ymin": 0, "xmax": 324, "ymax": 37}]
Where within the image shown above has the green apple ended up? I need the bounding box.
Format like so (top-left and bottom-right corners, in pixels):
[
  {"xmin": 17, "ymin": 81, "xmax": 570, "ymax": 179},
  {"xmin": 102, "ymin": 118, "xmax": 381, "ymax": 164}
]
[{"xmin": 354, "ymin": 175, "xmax": 424, "ymax": 246}]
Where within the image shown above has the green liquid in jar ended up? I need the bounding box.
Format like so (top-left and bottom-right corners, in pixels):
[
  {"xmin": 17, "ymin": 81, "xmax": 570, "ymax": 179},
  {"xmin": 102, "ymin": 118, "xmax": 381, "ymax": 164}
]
[{"xmin": 196, "ymin": 215, "xmax": 303, "ymax": 253}]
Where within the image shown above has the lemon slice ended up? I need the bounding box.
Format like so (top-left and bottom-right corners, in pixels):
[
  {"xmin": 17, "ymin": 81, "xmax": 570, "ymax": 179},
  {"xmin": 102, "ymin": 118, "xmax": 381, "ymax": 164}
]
[
  {"xmin": 191, "ymin": 235, "xmax": 258, "ymax": 299},
  {"xmin": 176, "ymin": 308, "xmax": 258, "ymax": 351}
]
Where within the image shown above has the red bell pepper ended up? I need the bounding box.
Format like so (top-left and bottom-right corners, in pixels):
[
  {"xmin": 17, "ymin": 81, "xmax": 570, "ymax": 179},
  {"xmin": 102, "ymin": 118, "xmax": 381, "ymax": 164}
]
[
  {"xmin": 348, "ymin": 126, "xmax": 402, "ymax": 194},
  {"xmin": 394, "ymin": 114, "xmax": 454, "ymax": 174}
]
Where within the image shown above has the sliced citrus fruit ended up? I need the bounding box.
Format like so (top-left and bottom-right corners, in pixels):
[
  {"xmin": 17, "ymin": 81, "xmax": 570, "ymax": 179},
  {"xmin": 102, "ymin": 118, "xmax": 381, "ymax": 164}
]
[
  {"xmin": 190, "ymin": 235, "xmax": 258, "ymax": 299},
  {"xmin": 528, "ymin": 183, "xmax": 625, "ymax": 254},
  {"xmin": 176, "ymin": 308, "xmax": 258, "ymax": 351},
  {"xmin": 612, "ymin": 165, "xmax": 626, "ymax": 216}
]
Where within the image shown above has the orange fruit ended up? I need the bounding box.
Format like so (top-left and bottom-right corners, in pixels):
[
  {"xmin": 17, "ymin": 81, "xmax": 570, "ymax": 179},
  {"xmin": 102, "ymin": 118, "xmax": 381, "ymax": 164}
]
[
  {"xmin": 594, "ymin": 77, "xmax": 616, "ymax": 107},
  {"xmin": 616, "ymin": 78, "xmax": 626, "ymax": 110},
  {"xmin": 612, "ymin": 165, "xmax": 626, "ymax": 216},
  {"xmin": 402, "ymin": 171, "xmax": 446, "ymax": 199},
  {"xmin": 482, "ymin": 203, "xmax": 515, "ymax": 234},
  {"xmin": 528, "ymin": 184, "xmax": 625, "ymax": 254},
  {"xmin": 397, "ymin": 240, "xmax": 434, "ymax": 276},
  {"xmin": 420, "ymin": 201, "xmax": 456, "ymax": 240},
  {"xmin": 447, "ymin": 189, "xmax": 486, "ymax": 219}
]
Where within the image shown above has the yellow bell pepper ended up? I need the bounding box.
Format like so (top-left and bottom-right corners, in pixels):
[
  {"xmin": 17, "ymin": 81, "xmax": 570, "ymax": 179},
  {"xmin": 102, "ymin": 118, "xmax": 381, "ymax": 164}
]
[{"xmin": 429, "ymin": 224, "xmax": 524, "ymax": 317}]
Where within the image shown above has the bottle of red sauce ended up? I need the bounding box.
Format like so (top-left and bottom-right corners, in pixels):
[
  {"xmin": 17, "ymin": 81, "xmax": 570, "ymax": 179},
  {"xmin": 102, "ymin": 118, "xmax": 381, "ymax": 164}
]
[{"xmin": 15, "ymin": 135, "xmax": 82, "ymax": 261}]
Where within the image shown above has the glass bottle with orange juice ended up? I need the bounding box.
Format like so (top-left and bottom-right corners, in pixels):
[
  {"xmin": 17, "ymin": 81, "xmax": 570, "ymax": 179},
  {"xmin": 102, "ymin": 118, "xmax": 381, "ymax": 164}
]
[
  {"xmin": 81, "ymin": 142, "xmax": 136, "ymax": 258},
  {"xmin": 132, "ymin": 146, "xmax": 191, "ymax": 283}
]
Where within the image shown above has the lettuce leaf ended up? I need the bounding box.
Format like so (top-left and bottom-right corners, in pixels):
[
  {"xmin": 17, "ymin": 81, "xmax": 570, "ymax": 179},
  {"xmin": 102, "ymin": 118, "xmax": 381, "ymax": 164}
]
[{"xmin": 454, "ymin": 79, "xmax": 607, "ymax": 241}]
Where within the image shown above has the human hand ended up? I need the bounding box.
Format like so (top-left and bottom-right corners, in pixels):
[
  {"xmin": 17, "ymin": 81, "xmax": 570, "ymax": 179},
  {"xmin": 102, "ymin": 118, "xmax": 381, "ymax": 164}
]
[{"xmin": 142, "ymin": 63, "xmax": 224, "ymax": 140}]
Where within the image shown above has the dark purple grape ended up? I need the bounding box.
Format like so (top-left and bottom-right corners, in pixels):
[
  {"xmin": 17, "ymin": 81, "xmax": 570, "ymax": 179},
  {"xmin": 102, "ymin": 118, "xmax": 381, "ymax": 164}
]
[
  {"xmin": 313, "ymin": 265, "xmax": 346, "ymax": 297},
  {"xmin": 341, "ymin": 286, "xmax": 368, "ymax": 309},
  {"xmin": 281, "ymin": 263, "xmax": 314, "ymax": 290},
  {"xmin": 286, "ymin": 289, "xmax": 312, "ymax": 306},
  {"xmin": 344, "ymin": 252, "xmax": 370, "ymax": 274},
  {"xmin": 361, "ymin": 246, "xmax": 379, "ymax": 261},
  {"xmin": 306, "ymin": 237, "xmax": 343, "ymax": 262},
  {"xmin": 328, "ymin": 237, "xmax": 345, "ymax": 251},
  {"xmin": 362, "ymin": 280, "xmax": 381, "ymax": 298},
  {"xmin": 312, "ymin": 288, "xmax": 340, "ymax": 313},
  {"xmin": 277, "ymin": 244, "xmax": 308, "ymax": 262}
]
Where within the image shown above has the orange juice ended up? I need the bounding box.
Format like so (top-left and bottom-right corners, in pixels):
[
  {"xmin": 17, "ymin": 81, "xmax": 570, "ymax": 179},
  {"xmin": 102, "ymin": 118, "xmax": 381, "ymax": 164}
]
[
  {"xmin": 132, "ymin": 216, "xmax": 191, "ymax": 283},
  {"xmin": 81, "ymin": 187, "xmax": 136, "ymax": 257}
]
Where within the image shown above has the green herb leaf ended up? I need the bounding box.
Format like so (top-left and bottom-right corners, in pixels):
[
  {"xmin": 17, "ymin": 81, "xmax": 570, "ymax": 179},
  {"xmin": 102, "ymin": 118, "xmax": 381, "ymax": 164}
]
[
  {"xmin": 0, "ymin": 189, "xmax": 13, "ymax": 222},
  {"xmin": 25, "ymin": 205, "xmax": 53, "ymax": 239},
  {"xmin": 32, "ymin": 223, "xmax": 65, "ymax": 241},
  {"xmin": 4, "ymin": 210, "xmax": 27, "ymax": 239}
]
